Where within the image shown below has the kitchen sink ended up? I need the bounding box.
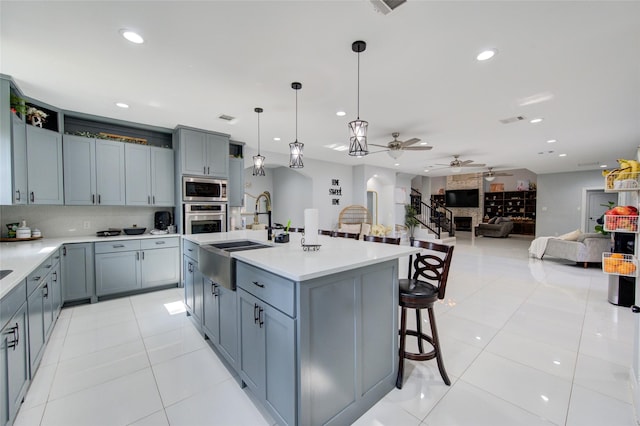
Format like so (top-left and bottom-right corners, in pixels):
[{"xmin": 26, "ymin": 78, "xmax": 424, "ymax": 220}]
[
  {"xmin": 199, "ymin": 240, "xmax": 272, "ymax": 290},
  {"xmin": 0, "ymin": 269, "xmax": 13, "ymax": 280}
]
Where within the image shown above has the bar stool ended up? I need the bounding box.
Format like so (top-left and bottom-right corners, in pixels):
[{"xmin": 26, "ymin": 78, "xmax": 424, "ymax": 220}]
[
  {"xmin": 363, "ymin": 235, "xmax": 401, "ymax": 245},
  {"xmin": 318, "ymin": 230, "xmax": 333, "ymax": 236},
  {"xmin": 396, "ymin": 240, "xmax": 454, "ymax": 389},
  {"xmin": 288, "ymin": 227, "xmax": 305, "ymax": 233}
]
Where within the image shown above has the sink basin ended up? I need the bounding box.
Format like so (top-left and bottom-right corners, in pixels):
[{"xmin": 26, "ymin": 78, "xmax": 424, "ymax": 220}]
[
  {"xmin": 0, "ymin": 270, "xmax": 13, "ymax": 280},
  {"xmin": 208, "ymin": 240, "xmax": 270, "ymax": 250},
  {"xmin": 199, "ymin": 241, "xmax": 272, "ymax": 290}
]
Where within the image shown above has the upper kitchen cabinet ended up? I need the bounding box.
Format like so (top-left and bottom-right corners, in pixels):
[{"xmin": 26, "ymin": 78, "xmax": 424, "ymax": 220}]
[
  {"xmin": 26, "ymin": 126, "xmax": 64, "ymax": 204},
  {"xmin": 175, "ymin": 126, "xmax": 229, "ymax": 178},
  {"xmin": 10, "ymin": 113, "xmax": 27, "ymax": 205},
  {"xmin": 228, "ymin": 142, "xmax": 245, "ymax": 207},
  {"xmin": 125, "ymin": 144, "xmax": 174, "ymax": 206},
  {"xmin": 63, "ymin": 135, "xmax": 126, "ymax": 205}
]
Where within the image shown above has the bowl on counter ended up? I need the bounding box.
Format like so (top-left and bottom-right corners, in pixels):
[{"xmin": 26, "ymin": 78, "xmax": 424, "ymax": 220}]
[{"xmin": 123, "ymin": 227, "xmax": 146, "ymax": 235}]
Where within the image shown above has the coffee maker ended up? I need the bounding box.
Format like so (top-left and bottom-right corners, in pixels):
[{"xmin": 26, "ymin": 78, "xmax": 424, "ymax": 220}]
[{"xmin": 154, "ymin": 211, "xmax": 172, "ymax": 231}]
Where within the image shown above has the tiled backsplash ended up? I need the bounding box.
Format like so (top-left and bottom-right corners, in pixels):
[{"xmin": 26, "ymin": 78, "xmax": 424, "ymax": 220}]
[{"xmin": 1, "ymin": 205, "xmax": 173, "ymax": 238}]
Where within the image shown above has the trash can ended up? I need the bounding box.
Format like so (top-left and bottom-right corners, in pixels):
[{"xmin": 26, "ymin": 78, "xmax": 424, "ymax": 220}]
[{"xmin": 608, "ymin": 274, "xmax": 635, "ymax": 307}]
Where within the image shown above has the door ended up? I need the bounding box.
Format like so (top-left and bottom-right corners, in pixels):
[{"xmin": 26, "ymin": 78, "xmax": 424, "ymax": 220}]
[
  {"xmin": 151, "ymin": 147, "xmax": 175, "ymax": 206},
  {"xmin": 125, "ymin": 144, "xmax": 151, "ymax": 206},
  {"xmin": 180, "ymin": 128, "xmax": 208, "ymax": 176},
  {"xmin": 62, "ymin": 243, "xmax": 95, "ymax": 302},
  {"xmin": 26, "ymin": 126, "xmax": 63, "ymax": 204},
  {"xmin": 95, "ymin": 139, "xmax": 125, "ymax": 205},
  {"xmin": 11, "ymin": 114, "xmax": 27, "ymax": 204},
  {"xmin": 63, "ymin": 135, "xmax": 96, "ymax": 205},
  {"xmin": 95, "ymin": 251, "xmax": 140, "ymax": 296},
  {"xmin": 586, "ymin": 190, "xmax": 618, "ymax": 232}
]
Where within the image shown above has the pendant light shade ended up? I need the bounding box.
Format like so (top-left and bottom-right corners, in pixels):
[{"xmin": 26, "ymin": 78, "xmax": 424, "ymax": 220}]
[
  {"xmin": 484, "ymin": 175, "xmax": 496, "ymax": 182},
  {"xmin": 348, "ymin": 40, "xmax": 368, "ymax": 157},
  {"xmin": 289, "ymin": 82, "xmax": 304, "ymax": 168},
  {"xmin": 252, "ymin": 107, "xmax": 265, "ymax": 176}
]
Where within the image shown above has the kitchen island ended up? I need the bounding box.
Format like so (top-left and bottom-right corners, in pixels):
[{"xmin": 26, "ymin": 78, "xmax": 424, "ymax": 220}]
[{"xmin": 183, "ymin": 231, "xmax": 419, "ymax": 426}]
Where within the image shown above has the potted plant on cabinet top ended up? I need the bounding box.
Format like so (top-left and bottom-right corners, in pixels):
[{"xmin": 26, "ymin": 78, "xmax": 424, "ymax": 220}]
[{"xmin": 10, "ymin": 93, "xmax": 27, "ymax": 116}]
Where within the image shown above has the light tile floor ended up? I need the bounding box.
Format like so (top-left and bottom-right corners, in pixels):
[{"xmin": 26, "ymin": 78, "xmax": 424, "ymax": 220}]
[{"xmin": 13, "ymin": 233, "xmax": 637, "ymax": 425}]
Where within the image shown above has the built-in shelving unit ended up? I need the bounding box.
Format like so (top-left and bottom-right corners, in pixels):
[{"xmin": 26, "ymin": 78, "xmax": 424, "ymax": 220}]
[{"xmin": 483, "ymin": 190, "xmax": 536, "ymax": 235}]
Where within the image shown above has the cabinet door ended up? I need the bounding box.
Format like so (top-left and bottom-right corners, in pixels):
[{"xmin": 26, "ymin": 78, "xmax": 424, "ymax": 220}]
[
  {"xmin": 125, "ymin": 144, "xmax": 151, "ymax": 206},
  {"xmin": 228, "ymin": 157, "xmax": 244, "ymax": 208},
  {"xmin": 239, "ymin": 289, "xmax": 265, "ymax": 394},
  {"xmin": 202, "ymin": 279, "xmax": 220, "ymax": 343},
  {"xmin": 193, "ymin": 268, "xmax": 204, "ymax": 325},
  {"xmin": 11, "ymin": 114, "xmax": 27, "ymax": 205},
  {"xmin": 95, "ymin": 139, "xmax": 125, "ymax": 205},
  {"xmin": 50, "ymin": 261, "xmax": 62, "ymax": 317},
  {"xmin": 140, "ymin": 246, "xmax": 179, "ymax": 288},
  {"xmin": 42, "ymin": 274, "xmax": 55, "ymax": 339},
  {"xmin": 27, "ymin": 285, "xmax": 45, "ymax": 371},
  {"xmin": 180, "ymin": 128, "xmax": 208, "ymax": 176},
  {"xmin": 63, "ymin": 135, "xmax": 96, "ymax": 205},
  {"xmin": 95, "ymin": 251, "xmax": 140, "ymax": 296},
  {"xmin": 183, "ymin": 256, "xmax": 195, "ymax": 312},
  {"xmin": 217, "ymin": 285, "xmax": 238, "ymax": 367},
  {"xmin": 150, "ymin": 147, "xmax": 175, "ymax": 206},
  {"xmin": 205, "ymin": 133, "xmax": 229, "ymax": 178},
  {"xmin": 1, "ymin": 303, "xmax": 29, "ymax": 426},
  {"xmin": 62, "ymin": 243, "xmax": 95, "ymax": 302},
  {"xmin": 26, "ymin": 126, "xmax": 63, "ymax": 204}
]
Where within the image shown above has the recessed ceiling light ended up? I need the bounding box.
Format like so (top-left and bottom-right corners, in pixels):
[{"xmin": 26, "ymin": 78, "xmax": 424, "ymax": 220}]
[
  {"xmin": 600, "ymin": 164, "xmax": 608, "ymax": 168},
  {"xmin": 120, "ymin": 30, "xmax": 144, "ymax": 44},
  {"xmin": 420, "ymin": 142, "xmax": 428, "ymax": 146},
  {"xmin": 115, "ymin": 102, "xmax": 129, "ymax": 109},
  {"xmin": 530, "ymin": 118, "xmax": 543, "ymax": 124},
  {"xmin": 424, "ymin": 169, "xmax": 430, "ymax": 172},
  {"xmin": 559, "ymin": 153, "xmax": 567, "ymax": 157},
  {"xmin": 547, "ymin": 139, "xmax": 557, "ymax": 143},
  {"xmin": 476, "ymin": 49, "xmax": 497, "ymax": 61},
  {"xmin": 394, "ymin": 163, "xmax": 400, "ymax": 166},
  {"xmin": 336, "ymin": 111, "xmax": 346, "ymax": 117},
  {"xmin": 273, "ymin": 137, "xmax": 281, "ymax": 141},
  {"xmin": 373, "ymin": 174, "xmax": 378, "ymax": 177}
]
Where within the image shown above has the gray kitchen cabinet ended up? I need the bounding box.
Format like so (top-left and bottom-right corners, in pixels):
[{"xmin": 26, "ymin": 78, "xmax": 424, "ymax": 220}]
[
  {"xmin": 63, "ymin": 135, "xmax": 125, "ymax": 205},
  {"xmin": 61, "ymin": 243, "xmax": 95, "ymax": 302},
  {"xmin": 203, "ymin": 280, "xmax": 238, "ymax": 369},
  {"xmin": 27, "ymin": 276, "xmax": 48, "ymax": 372},
  {"xmin": 177, "ymin": 127, "xmax": 229, "ymax": 178},
  {"xmin": 125, "ymin": 144, "xmax": 174, "ymax": 206},
  {"xmin": 0, "ymin": 281, "xmax": 29, "ymax": 426},
  {"xmin": 202, "ymin": 279, "xmax": 220, "ymax": 342},
  {"xmin": 50, "ymin": 256, "xmax": 62, "ymax": 320},
  {"xmin": 183, "ymin": 240, "xmax": 203, "ymax": 328},
  {"xmin": 140, "ymin": 238, "xmax": 180, "ymax": 288},
  {"xmin": 26, "ymin": 125, "xmax": 63, "ymax": 204},
  {"xmin": 11, "ymin": 113, "xmax": 27, "ymax": 204},
  {"xmin": 228, "ymin": 157, "xmax": 244, "ymax": 207}
]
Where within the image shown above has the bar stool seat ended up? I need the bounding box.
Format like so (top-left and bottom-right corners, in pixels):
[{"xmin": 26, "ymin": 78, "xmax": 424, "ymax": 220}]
[{"xmin": 397, "ymin": 240, "xmax": 454, "ymax": 389}]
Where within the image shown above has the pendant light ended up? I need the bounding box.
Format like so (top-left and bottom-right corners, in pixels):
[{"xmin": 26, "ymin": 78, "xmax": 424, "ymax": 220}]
[
  {"xmin": 289, "ymin": 82, "xmax": 304, "ymax": 168},
  {"xmin": 252, "ymin": 107, "xmax": 265, "ymax": 176},
  {"xmin": 348, "ymin": 40, "xmax": 369, "ymax": 157}
]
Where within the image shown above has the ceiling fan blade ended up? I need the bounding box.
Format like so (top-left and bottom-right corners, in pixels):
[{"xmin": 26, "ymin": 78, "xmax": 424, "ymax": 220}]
[
  {"xmin": 495, "ymin": 172, "xmax": 513, "ymax": 176},
  {"xmin": 367, "ymin": 150, "xmax": 390, "ymax": 155},
  {"xmin": 369, "ymin": 143, "xmax": 390, "ymax": 148},
  {"xmin": 400, "ymin": 138, "xmax": 421, "ymax": 147},
  {"xmin": 459, "ymin": 160, "xmax": 474, "ymax": 166},
  {"xmin": 461, "ymin": 162, "xmax": 486, "ymax": 167},
  {"xmin": 402, "ymin": 146, "xmax": 432, "ymax": 151}
]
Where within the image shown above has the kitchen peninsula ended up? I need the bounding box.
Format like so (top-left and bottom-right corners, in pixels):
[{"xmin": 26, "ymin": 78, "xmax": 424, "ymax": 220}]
[{"xmin": 183, "ymin": 231, "xmax": 419, "ymax": 426}]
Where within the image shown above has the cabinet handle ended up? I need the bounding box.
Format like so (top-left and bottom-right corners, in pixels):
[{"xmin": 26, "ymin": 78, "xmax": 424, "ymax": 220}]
[
  {"xmin": 187, "ymin": 248, "xmax": 193, "ymax": 252},
  {"xmin": 92, "ymin": 194, "xmax": 95, "ymax": 204},
  {"xmin": 98, "ymin": 194, "xmax": 101, "ymax": 204},
  {"xmin": 148, "ymin": 195, "xmax": 151, "ymax": 204},
  {"xmin": 204, "ymin": 166, "xmax": 207, "ymax": 175},
  {"xmin": 207, "ymin": 166, "xmax": 210, "ymax": 175},
  {"xmin": 188, "ymin": 262, "xmax": 193, "ymax": 273},
  {"xmin": 252, "ymin": 281, "xmax": 265, "ymax": 288},
  {"xmin": 212, "ymin": 282, "xmax": 218, "ymax": 297},
  {"xmin": 15, "ymin": 190, "xmax": 20, "ymax": 201},
  {"xmin": 152, "ymin": 195, "xmax": 155, "ymax": 204},
  {"xmin": 30, "ymin": 191, "xmax": 34, "ymax": 202},
  {"xmin": 52, "ymin": 271, "xmax": 57, "ymax": 282},
  {"xmin": 45, "ymin": 264, "xmax": 52, "ymax": 269},
  {"xmin": 141, "ymin": 251, "xmax": 145, "ymax": 260},
  {"xmin": 63, "ymin": 246, "xmax": 67, "ymax": 256},
  {"xmin": 32, "ymin": 276, "xmax": 41, "ymax": 281},
  {"xmin": 43, "ymin": 283, "xmax": 49, "ymax": 299},
  {"xmin": 136, "ymin": 252, "xmax": 140, "ymax": 261},
  {"xmin": 258, "ymin": 307, "xmax": 264, "ymax": 328},
  {"xmin": 254, "ymin": 303, "xmax": 259, "ymax": 324},
  {"xmin": 113, "ymin": 244, "xmax": 125, "ymax": 248},
  {"xmin": 155, "ymin": 241, "xmax": 165, "ymax": 245},
  {"xmin": 6, "ymin": 323, "xmax": 19, "ymax": 350}
]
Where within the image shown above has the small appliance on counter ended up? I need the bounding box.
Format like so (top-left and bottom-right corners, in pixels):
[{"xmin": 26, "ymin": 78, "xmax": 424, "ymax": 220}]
[{"xmin": 154, "ymin": 211, "xmax": 172, "ymax": 231}]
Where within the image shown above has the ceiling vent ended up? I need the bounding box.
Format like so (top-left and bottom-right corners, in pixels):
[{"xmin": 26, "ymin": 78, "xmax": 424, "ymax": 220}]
[
  {"xmin": 499, "ymin": 116, "xmax": 526, "ymax": 124},
  {"xmin": 578, "ymin": 161, "xmax": 601, "ymax": 167},
  {"xmin": 218, "ymin": 114, "xmax": 235, "ymax": 122},
  {"xmin": 370, "ymin": 0, "xmax": 406, "ymax": 15}
]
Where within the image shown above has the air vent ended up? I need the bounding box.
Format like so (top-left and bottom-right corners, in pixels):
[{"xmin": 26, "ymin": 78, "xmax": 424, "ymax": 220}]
[
  {"xmin": 370, "ymin": 0, "xmax": 406, "ymax": 15},
  {"xmin": 218, "ymin": 114, "xmax": 235, "ymax": 122},
  {"xmin": 499, "ymin": 116, "xmax": 526, "ymax": 124},
  {"xmin": 578, "ymin": 161, "xmax": 600, "ymax": 167}
]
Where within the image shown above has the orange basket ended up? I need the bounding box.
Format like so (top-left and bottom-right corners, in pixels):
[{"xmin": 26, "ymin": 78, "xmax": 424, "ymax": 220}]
[
  {"xmin": 602, "ymin": 253, "xmax": 637, "ymax": 277},
  {"xmin": 603, "ymin": 215, "xmax": 639, "ymax": 233}
]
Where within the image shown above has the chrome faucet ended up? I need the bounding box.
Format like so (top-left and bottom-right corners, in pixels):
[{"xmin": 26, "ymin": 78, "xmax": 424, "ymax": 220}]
[{"xmin": 254, "ymin": 191, "xmax": 273, "ymax": 240}]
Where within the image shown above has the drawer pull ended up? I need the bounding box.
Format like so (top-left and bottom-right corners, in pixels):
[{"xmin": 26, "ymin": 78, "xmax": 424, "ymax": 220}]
[
  {"xmin": 155, "ymin": 241, "xmax": 166, "ymax": 245},
  {"xmin": 258, "ymin": 307, "xmax": 264, "ymax": 328},
  {"xmin": 252, "ymin": 281, "xmax": 265, "ymax": 288},
  {"xmin": 43, "ymin": 283, "xmax": 49, "ymax": 299},
  {"xmin": 45, "ymin": 264, "xmax": 52, "ymax": 269},
  {"xmin": 113, "ymin": 244, "xmax": 125, "ymax": 248},
  {"xmin": 32, "ymin": 276, "xmax": 41, "ymax": 281},
  {"xmin": 254, "ymin": 303, "xmax": 259, "ymax": 323},
  {"xmin": 6, "ymin": 323, "xmax": 19, "ymax": 350}
]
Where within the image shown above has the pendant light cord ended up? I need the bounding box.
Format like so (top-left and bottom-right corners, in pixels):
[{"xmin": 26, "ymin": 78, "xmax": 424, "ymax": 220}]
[
  {"xmin": 357, "ymin": 51, "xmax": 360, "ymax": 120},
  {"xmin": 257, "ymin": 112, "xmax": 261, "ymax": 155},
  {"xmin": 295, "ymin": 89, "xmax": 298, "ymax": 141}
]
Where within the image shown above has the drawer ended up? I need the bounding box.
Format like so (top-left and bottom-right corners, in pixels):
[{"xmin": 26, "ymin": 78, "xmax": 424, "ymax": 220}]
[
  {"xmin": 95, "ymin": 240, "xmax": 141, "ymax": 254},
  {"xmin": 236, "ymin": 261, "xmax": 295, "ymax": 318},
  {"xmin": 27, "ymin": 259, "xmax": 53, "ymax": 295},
  {"xmin": 183, "ymin": 239, "xmax": 199, "ymax": 261},
  {"xmin": 141, "ymin": 237, "xmax": 179, "ymax": 250},
  {"xmin": 0, "ymin": 280, "xmax": 26, "ymax": 329},
  {"xmin": 50, "ymin": 247, "xmax": 62, "ymax": 267}
]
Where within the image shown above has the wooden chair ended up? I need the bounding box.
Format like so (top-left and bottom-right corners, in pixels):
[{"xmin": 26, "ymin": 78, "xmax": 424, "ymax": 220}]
[
  {"xmin": 396, "ymin": 240, "xmax": 455, "ymax": 389},
  {"xmin": 318, "ymin": 230, "xmax": 333, "ymax": 236},
  {"xmin": 363, "ymin": 235, "xmax": 400, "ymax": 245},
  {"xmin": 331, "ymin": 231, "xmax": 359, "ymax": 239}
]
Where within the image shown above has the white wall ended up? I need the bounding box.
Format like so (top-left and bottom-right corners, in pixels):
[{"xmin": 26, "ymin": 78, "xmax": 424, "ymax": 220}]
[
  {"xmin": 536, "ymin": 170, "xmax": 604, "ymax": 237},
  {"xmin": 272, "ymin": 167, "xmax": 313, "ymax": 228},
  {"xmin": 482, "ymin": 168, "xmax": 537, "ymax": 192}
]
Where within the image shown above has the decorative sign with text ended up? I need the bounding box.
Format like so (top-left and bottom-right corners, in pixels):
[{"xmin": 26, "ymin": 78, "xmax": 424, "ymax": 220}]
[{"xmin": 330, "ymin": 179, "xmax": 342, "ymax": 205}]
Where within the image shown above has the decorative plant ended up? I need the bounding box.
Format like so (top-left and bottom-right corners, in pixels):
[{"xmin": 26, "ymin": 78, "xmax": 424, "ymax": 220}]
[
  {"xmin": 26, "ymin": 106, "xmax": 48, "ymax": 119},
  {"xmin": 595, "ymin": 201, "xmax": 616, "ymax": 234},
  {"xmin": 404, "ymin": 204, "xmax": 420, "ymax": 239},
  {"xmin": 10, "ymin": 93, "xmax": 27, "ymax": 115}
]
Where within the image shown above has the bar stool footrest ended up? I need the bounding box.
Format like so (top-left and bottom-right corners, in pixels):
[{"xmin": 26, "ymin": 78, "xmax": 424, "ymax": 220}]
[{"xmin": 402, "ymin": 329, "xmax": 436, "ymax": 361}]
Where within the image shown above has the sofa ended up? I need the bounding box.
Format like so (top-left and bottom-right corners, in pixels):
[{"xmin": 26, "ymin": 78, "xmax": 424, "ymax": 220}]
[
  {"xmin": 543, "ymin": 232, "xmax": 612, "ymax": 267},
  {"xmin": 476, "ymin": 217, "xmax": 514, "ymax": 238}
]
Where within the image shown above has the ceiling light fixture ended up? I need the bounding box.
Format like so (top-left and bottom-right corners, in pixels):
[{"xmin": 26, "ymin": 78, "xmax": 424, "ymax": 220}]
[
  {"xmin": 451, "ymin": 165, "xmax": 462, "ymax": 173},
  {"xmin": 336, "ymin": 111, "xmax": 346, "ymax": 117},
  {"xmin": 559, "ymin": 153, "xmax": 567, "ymax": 157},
  {"xmin": 120, "ymin": 30, "xmax": 144, "ymax": 44},
  {"xmin": 273, "ymin": 137, "xmax": 280, "ymax": 141},
  {"xmin": 600, "ymin": 164, "xmax": 608, "ymax": 168},
  {"xmin": 476, "ymin": 49, "xmax": 497, "ymax": 61},
  {"xmin": 387, "ymin": 149, "xmax": 403, "ymax": 160},
  {"xmin": 484, "ymin": 174, "xmax": 496, "ymax": 182},
  {"xmin": 115, "ymin": 102, "xmax": 129, "ymax": 109},
  {"xmin": 289, "ymin": 82, "xmax": 304, "ymax": 168},
  {"xmin": 547, "ymin": 139, "xmax": 557, "ymax": 143},
  {"xmin": 530, "ymin": 118, "xmax": 543, "ymax": 124},
  {"xmin": 252, "ymin": 107, "xmax": 265, "ymax": 176},
  {"xmin": 348, "ymin": 40, "xmax": 369, "ymax": 157}
]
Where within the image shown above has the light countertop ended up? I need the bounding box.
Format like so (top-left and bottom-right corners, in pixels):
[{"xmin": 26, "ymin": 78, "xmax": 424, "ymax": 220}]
[
  {"xmin": 0, "ymin": 233, "xmax": 180, "ymax": 299},
  {"xmin": 184, "ymin": 231, "xmax": 419, "ymax": 282}
]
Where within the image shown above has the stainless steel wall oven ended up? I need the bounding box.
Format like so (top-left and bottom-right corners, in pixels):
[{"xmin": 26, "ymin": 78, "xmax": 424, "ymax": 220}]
[{"xmin": 184, "ymin": 203, "xmax": 226, "ymax": 234}]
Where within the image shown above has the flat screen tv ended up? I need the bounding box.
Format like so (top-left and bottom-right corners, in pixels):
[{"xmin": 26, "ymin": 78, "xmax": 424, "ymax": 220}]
[{"xmin": 445, "ymin": 189, "xmax": 479, "ymax": 208}]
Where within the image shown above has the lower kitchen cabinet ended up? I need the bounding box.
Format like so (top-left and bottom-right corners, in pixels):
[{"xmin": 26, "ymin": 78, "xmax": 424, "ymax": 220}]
[
  {"xmin": 95, "ymin": 248, "xmax": 140, "ymax": 296},
  {"xmin": 0, "ymin": 281, "xmax": 29, "ymax": 426},
  {"xmin": 203, "ymin": 281, "xmax": 238, "ymax": 369},
  {"xmin": 140, "ymin": 238, "xmax": 180, "ymax": 288},
  {"xmin": 183, "ymin": 253, "xmax": 204, "ymax": 327},
  {"xmin": 61, "ymin": 243, "xmax": 95, "ymax": 302}
]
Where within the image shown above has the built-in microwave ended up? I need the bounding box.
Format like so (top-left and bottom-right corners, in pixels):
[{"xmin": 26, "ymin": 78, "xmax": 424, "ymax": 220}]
[{"xmin": 182, "ymin": 176, "xmax": 227, "ymax": 202}]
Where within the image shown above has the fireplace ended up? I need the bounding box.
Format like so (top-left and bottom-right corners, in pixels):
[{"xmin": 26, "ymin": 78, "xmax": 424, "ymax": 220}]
[{"xmin": 454, "ymin": 216, "xmax": 472, "ymax": 232}]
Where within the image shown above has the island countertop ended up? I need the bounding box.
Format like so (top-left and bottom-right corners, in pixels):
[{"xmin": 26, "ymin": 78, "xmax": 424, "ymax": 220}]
[{"xmin": 183, "ymin": 230, "xmax": 419, "ymax": 282}]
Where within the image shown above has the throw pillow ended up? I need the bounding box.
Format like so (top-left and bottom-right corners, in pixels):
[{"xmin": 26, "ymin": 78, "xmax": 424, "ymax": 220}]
[
  {"xmin": 339, "ymin": 223, "xmax": 361, "ymax": 234},
  {"xmin": 558, "ymin": 229, "xmax": 582, "ymax": 241},
  {"xmin": 494, "ymin": 217, "xmax": 503, "ymax": 224},
  {"xmin": 488, "ymin": 217, "xmax": 498, "ymax": 224},
  {"xmin": 360, "ymin": 223, "xmax": 371, "ymax": 239}
]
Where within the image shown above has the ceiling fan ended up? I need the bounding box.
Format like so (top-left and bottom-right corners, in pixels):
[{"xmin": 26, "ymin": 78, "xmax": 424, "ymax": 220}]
[
  {"xmin": 483, "ymin": 167, "xmax": 513, "ymax": 181},
  {"xmin": 436, "ymin": 155, "xmax": 486, "ymax": 172},
  {"xmin": 369, "ymin": 132, "xmax": 432, "ymax": 159}
]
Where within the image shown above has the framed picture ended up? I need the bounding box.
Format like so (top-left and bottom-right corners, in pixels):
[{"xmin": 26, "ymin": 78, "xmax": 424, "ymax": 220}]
[{"xmin": 516, "ymin": 180, "xmax": 529, "ymax": 191}]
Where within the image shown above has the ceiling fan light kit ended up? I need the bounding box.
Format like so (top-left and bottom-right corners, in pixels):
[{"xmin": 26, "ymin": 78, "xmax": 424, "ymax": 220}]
[
  {"xmin": 484, "ymin": 175, "xmax": 496, "ymax": 182},
  {"xmin": 252, "ymin": 107, "xmax": 266, "ymax": 176},
  {"xmin": 289, "ymin": 82, "xmax": 304, "ymax": 169},
  {"xmin": 348, "ymin": 40, "xmax": 369, "ymax": 157}
]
